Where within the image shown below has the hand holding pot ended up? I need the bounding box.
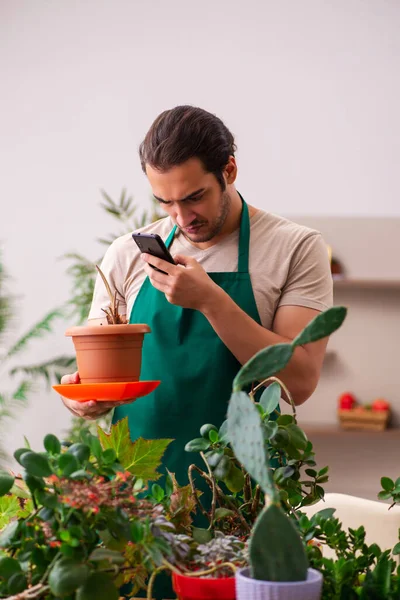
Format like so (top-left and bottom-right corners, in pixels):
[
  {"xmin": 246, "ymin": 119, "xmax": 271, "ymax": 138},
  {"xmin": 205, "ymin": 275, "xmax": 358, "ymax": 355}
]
[{"xmin": 60, "ymin": 372, "xmax": 126, "ymax": 419}]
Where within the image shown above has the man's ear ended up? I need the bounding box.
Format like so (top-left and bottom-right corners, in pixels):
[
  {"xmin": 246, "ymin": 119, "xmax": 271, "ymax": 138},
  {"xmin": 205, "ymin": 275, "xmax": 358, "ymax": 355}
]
[{"xmin": 224, "ymin": 156, "xmax": 237, "ymax": 185}]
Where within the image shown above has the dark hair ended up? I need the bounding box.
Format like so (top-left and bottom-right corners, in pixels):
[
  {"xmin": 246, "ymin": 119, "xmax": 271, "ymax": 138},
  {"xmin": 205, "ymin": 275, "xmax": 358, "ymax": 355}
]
[{"xmin": 139, "ymin": 106, "xmax": 237, "ymax": 189}]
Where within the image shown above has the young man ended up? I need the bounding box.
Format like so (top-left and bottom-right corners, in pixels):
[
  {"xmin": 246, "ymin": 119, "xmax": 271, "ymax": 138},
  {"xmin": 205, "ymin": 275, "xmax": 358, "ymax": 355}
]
[{"xmin": 62, "ymin": 105, "xmax": 332, "ymax": 485}]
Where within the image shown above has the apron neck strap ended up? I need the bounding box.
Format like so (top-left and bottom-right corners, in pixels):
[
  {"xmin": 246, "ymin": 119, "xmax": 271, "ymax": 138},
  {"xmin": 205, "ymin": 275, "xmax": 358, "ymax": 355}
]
[
  {"xmin": 165, "ymin": 226, "xmax": 177, "ymax": 248},
  {"xmin": 165, "ymin": 193, "xmax": 251, "ymax": 273},
  {"xmin": 237, "ymin": 195, "xmax": 250, "ymax": 273}
]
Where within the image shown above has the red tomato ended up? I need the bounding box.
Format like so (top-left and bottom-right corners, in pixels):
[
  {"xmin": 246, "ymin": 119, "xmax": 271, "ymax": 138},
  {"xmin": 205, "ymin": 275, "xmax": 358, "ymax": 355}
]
[
  {"xmin": 338, "ymin": 392, "xmax": 356, "ymax": 410},
  {"xmin": 371, "ymin": 399, "xmax": 390, "ymax": 412}
]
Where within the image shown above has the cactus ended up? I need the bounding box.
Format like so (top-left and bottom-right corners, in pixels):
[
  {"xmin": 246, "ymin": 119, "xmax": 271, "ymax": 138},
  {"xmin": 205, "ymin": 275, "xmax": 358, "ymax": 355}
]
[
  {"xmin": 227, "ymin": 306, "xmax": 348, "ymax": 582},
  {"xmin": 227, "ymin": 392, "xmax": 278, "ymax": 504},
  {"xmin": 250, "ymin": 505, "xmax": 308, "ymax": 582},
  {"xmin": 227, "ymin": 390, "xmax": 308, "ymax": 582},
  {"xmin": 233, "ymin": 306, "xmax": 347, "ymax": 392}
]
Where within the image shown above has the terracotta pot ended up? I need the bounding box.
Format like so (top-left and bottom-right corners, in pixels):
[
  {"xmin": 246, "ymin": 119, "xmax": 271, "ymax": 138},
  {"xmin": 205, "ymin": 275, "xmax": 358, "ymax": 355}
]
[
  {"xmin": 172, "ymin": 572, "xmax": 236, "ymax": 600},
  {"xmin": 65, "ymin": 324, "xmax": 151, "ymax": 384}
]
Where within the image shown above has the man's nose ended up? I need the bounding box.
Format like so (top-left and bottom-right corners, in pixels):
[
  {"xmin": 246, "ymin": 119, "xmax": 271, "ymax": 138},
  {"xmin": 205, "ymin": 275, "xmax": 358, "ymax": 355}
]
[{"xmin": 174, "ymin": 204, "xmax": 196, "ymax": 228}]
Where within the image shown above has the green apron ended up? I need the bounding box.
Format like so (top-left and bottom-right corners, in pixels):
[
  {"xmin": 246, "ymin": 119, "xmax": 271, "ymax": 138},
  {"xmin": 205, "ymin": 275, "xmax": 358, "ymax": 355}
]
[
  {"xmin": 114, "ymin": 199, "xmax": 261, "ymax": 598},
  {"xmin": 114, "ymin": 199, "xmax": 261, "ymax": 485}
]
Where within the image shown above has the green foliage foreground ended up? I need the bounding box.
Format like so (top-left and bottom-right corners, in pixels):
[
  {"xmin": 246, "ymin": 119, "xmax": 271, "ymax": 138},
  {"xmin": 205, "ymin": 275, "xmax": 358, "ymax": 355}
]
[{"xmin": 0, "ymin": 307, "xmax": 399, "ymax": 599}]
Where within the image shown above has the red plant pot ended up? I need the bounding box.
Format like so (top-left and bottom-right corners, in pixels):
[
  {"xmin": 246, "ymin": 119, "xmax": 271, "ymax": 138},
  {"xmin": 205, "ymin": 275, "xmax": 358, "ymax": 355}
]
[{"xmin": 172, "ymin": 572, "xmax": 236, "ymax": 600}]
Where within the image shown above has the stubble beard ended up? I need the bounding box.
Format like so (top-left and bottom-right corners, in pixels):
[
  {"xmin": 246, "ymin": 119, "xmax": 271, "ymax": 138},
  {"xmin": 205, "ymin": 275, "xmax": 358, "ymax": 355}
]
[{"xmin": 180, "ymin": 191, "xmax": 232, "ymax": 243}]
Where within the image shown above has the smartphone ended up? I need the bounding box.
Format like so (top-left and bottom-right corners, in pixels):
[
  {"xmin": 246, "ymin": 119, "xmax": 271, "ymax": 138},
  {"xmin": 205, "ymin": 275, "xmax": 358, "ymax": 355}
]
[{"xmin": 132, "ymin": 232, "xmax": 176, "ymax": 274}]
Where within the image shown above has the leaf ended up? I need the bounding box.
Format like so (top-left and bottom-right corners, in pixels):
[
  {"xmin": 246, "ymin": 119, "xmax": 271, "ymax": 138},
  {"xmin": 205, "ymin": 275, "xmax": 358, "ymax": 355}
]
[
  {"xmin": 49, "ymin": 559, "xmax": 90, "ymax": 597},
  {"xmin": 260, "ymin": 382, "xmax": 281, "ymax": 414},
  {"xmin": 277, "ymin": 415, "xmax": 294, "ymax": 426},
  {"xmin": 168, "ymin": 472, "xmax": 198, "ymax": 530},
  {"xmin": 209, "ymin": 429, "xmax": 219, "ymax": 443},
  {"xmin": 392, "ymin": 542, "xmax": 400, "ymax": 555},
  {"xmin": 214, "ymin": 508, "xmax": 235, "ymax": 521},
  {"xmin": 199, "ymin": 424, "xmax": 218, "ymax": 439},
  {"xmin": 44, "ymin": 434, "xmax": 61, "ymax": 455},
  {"xmin": 233, "ymin": 344, "xmax": 293, "ymax": 391},
  {"xmin": 381, "ymin": 477, "xmax": 394, "ymax": 492},
  {"xmin": 378, "ymin": 491, "xmax": 392, "ymax": 500},
  {"xmin": 152, "ymin": 483, "xmax": 164, "ymax": 503},
  {"xmin": 98, "ymin": 418, "xmax": 172, "ymax": 481},
  {"xmin": 218, "ymin": 420, "xmax": 229, "ymax": 443},
  {"xmin": 286, "ymin": 424, "xmax": 308, "ymax": 451},
  {"xmin": 184, "ymin": 438, "xmax": 210, "ymax": 452},
  {"xmin": 224, "ymin": 463, "xmax": 245, "ymax": 493},
  {"xmin": 19, "ymin": 452, "xmax": 52, "ymax": 478},
  {"xmin": 0, "ymin": 520, "xmax": 19, "ymax": 547},
  {"xmin": 192, "ymin": 527, "xmax": 213, "ymax": 544},
  {"xmin": 7, "ymin": 572, "xmax": 27, "ymax": 594},
  {"xmin": 14, "ymin": 448, "xmax": 30, "ymax": 463},
  {"xmin": 67, "ymin": 443, "xmax": 91, "ymax": 463},
  {"xmin": 0, "ymin": 471, "xmax": 14, "ymax": 497},
  {"xmin": 0, "ymin": 556, "xmax": 22, "ymax": 579},
  {"xmin": 293, "ymin": 306, "xmax": 347, "ymax": 347},
  {"xmin": 59, "ymin": 453, "xmax": 79, "ymax": 476},
  {"xmin": 76, "ymin": 571, "xmax": 119, "ymax": 600},
  {"xmin": 313, "ymin": 507, "xmax": 336, "ymax": 521}
]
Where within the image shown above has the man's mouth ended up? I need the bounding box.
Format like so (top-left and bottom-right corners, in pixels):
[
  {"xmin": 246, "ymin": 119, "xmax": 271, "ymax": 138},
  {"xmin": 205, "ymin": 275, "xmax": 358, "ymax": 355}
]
[{"xmin": 185, "ymin": 223, "xmax": 204, "ymax": 234}]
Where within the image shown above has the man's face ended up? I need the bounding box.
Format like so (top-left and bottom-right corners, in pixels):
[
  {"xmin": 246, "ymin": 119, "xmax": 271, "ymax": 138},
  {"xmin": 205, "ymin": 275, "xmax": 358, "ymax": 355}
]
[{"xmin": 146, "ymin": 158, "xmax": 232, "ymax": 244}]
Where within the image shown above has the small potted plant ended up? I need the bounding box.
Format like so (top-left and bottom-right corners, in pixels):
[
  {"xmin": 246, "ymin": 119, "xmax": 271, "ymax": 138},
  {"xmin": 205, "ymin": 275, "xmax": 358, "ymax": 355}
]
[
  {"xmin": 225, "ymin": 306, "xmax": 348, "ymax": 600},
  {"xmin": 168, "ymin": 532, "xmax": 247, "ymax": 600},
  {"xmin": 64, "ymin": 266, "xmax": 150, "ymax": 384}
]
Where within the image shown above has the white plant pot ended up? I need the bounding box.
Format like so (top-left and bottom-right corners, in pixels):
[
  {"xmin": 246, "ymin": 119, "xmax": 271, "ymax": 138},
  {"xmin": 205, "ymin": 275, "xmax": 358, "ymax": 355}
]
[{"xmin": 235, "ymin": 567, "xmax": 323, "ymax": 600}]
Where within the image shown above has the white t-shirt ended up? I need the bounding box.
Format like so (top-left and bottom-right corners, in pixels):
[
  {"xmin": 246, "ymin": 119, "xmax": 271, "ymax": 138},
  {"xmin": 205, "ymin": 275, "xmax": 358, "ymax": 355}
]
[{"xmin": 89, "ymin": 209, "xmax": 333, "ymax": 329}]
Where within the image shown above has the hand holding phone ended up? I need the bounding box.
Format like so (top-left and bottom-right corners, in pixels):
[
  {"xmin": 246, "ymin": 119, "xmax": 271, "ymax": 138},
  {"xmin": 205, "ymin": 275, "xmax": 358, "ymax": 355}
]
[{"xmin": 132, "ymin": 233, "xmax": 176, "ymax": 274}]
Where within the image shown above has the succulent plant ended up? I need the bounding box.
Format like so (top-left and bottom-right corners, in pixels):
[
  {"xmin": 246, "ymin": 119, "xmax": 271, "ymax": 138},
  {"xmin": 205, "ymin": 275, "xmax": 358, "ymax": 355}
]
[{"xmin": 227, "ymin": 306, "xmax": 347, "ymax": 583}]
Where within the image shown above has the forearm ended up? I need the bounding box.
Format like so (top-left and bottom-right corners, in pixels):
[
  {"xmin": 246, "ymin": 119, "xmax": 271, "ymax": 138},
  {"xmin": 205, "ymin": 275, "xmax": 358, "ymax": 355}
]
[{"xmin": 201, "ymin": 287, "xmax": 319, "ymax": 405}]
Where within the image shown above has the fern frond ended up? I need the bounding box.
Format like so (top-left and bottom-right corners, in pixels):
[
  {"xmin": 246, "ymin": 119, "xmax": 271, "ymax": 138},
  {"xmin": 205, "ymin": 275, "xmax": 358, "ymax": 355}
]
[
  {"xmin": 13, "ymin": 380, "xmax": 35, "ymax": 401},
  {"xmin": 5, "ymin": 309, "xmax": 64, "ymax": 360},
  {"xmin": 10, "ymin": 356, "xmax": 76, "ymax": 386}
]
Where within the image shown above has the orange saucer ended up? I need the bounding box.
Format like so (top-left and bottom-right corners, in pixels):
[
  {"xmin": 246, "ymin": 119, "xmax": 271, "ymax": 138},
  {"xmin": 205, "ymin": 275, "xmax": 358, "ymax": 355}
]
[{"xmin": 53, "ymin": 380, "xmax": 160, "ymax": 403}]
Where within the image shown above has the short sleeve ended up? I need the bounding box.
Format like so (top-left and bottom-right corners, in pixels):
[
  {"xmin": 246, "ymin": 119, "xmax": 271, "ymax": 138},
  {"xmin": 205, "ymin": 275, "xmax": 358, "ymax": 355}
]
[
  {"xmin": 88, "ymin": 241, "xmax": 127, "ymax": 321},
  {"xmin": 278, "ymin": 233, "xmax": 333, "ymax": 312}
]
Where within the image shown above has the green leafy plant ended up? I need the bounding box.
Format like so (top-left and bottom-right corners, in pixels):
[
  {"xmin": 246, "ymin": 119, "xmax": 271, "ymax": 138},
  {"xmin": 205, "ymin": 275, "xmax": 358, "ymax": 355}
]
[
  {"xmin": 0, "ymin": 423, "xmax": 175, "ymax": 599},
  {"xmin": 0, "ymin": 252, "xmax": 68, "ymax": 464},
  {"xmin": 301, "ymin": 510, "xmax": 400, "ymax": 598}
]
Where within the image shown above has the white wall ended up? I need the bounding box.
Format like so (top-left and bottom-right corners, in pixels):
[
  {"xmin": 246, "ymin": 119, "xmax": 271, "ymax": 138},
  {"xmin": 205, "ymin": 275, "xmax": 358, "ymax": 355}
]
[{"xmin": 0, "ymin": 1, "xmax": 399, "ymax": 457}]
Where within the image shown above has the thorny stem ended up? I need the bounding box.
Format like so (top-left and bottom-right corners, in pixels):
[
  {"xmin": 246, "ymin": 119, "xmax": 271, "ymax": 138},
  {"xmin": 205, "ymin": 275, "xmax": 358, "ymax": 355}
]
[
  {"xmin": 215, "ymin": 484, "xmax": 251, "ymax": 533},
  {"xmin": 200, "ymin": 451, "xmax": 217, "ymax": 530},
  {"xmin": 188, "ymin": 464, "xmax": 210, "ymax": 519},
  {"xmin": 4, "ymin": 584, "xmax": 50, "ymax": 600},
  {"xmin": 253, "ymin": 376, "xmax": 297, "ymax": 422},
  {"xmin": 251, "ymin": 484, "xmax": 261, "ymax": 516},
  {"xmin": 243, "ymin": 472, "xmax": 251, "ymax": 503}
]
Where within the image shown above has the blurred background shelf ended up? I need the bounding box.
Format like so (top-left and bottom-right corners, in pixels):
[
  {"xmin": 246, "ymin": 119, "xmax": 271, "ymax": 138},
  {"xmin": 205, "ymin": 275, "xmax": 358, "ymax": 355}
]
[
  {"xmin": 303, "ymin": 426, "xmax": 400, "ymax": 500},
  {"xmin": 333, "ymin": 278, "xmax": 400, "ymax": 290}
]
